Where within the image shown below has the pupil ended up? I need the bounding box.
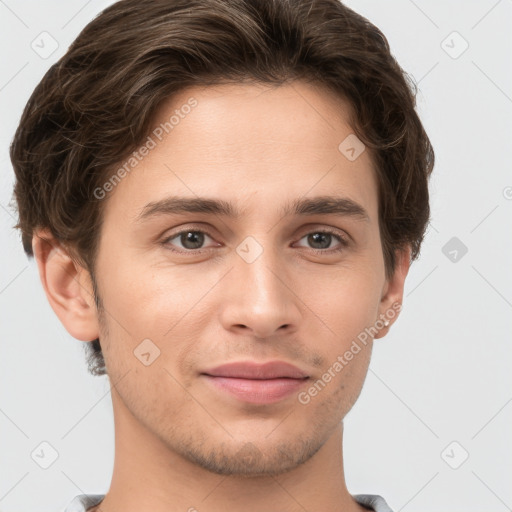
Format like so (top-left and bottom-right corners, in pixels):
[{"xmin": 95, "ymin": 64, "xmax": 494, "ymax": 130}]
[
  {"xmin": 181, "ymin": 231, "xmax": 204, "ymax": 249},
  {"xmin": 309, "ymin": 233, "xmax": 331, "ymax": 249}
]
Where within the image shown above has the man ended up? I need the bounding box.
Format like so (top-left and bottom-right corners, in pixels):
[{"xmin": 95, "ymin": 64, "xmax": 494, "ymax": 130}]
[{"xmin": 10, "ymin": 0, "xmax": 434, "ymax": 511}]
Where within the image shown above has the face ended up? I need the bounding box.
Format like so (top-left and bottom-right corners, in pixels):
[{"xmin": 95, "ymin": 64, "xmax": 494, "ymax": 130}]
[{"xmin": 90, "ymin": 81, "xmax": 403, "ymax": 476}]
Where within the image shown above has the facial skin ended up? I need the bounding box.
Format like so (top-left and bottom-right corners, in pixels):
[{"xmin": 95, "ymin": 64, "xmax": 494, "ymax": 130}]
[{"xmin": 33, "ymin": 81, "xmax": 410, "ymax": 512}]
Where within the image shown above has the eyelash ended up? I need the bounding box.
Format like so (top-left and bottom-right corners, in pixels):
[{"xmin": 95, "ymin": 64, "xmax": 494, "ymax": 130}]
[{"xmin": 160, "ymin": 226, "xmax": 350, "ymax": 255}]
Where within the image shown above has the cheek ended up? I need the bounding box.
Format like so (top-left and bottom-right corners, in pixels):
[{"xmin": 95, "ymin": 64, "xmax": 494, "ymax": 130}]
[
  {"xmin": 301, "ymin": 267, "xmax": 380, "ymax": 337},
  {"xmin": 99, "ymin": 254, "xmax": 209, "ymax": 335},
  {"xmin": 97, "ymin": 256, "xmax": 219, "ymax": 376},
  {"xmin": 298, "ymin": 268, "xmax": 379, "ymax": 408},
  {"xmin": 309, "ymin": 333, "xmax": 373, "ymax": 419},
  {"xmin": 332, "ymin": 348, "xmax": 372, "ymax": 413}
]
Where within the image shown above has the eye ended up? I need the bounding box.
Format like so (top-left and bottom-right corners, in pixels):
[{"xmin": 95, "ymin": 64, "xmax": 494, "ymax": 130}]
[
  {"xmin": 294, "ymin": 229, "xmax": 349, "ymax": 254},
  {"xmin": 160, "ymin": 227, "xmax": 349, "ymax": 255},
  {"xmin": 161, "ymin": 229, "xmax": 218, "ymax": 253}
]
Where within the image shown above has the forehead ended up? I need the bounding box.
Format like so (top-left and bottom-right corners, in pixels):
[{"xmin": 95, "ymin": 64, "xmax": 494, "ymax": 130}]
[
  {"xmin": 101, "ymin": 81, "xmax": 379, "ymax": 225},
  {"xmin": 155, "ymin": 81, "xmax": 360, "ymax": 157}
]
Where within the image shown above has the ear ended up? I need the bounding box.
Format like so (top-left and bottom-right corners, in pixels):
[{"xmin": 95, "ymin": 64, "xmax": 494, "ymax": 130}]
[
  {"xmin": 373, "ymin": 245, "xmax": 411, "ymax": 340},
  {"xmin": 32, "ymin": 229, "xmax": 100, "ymax": 342}
]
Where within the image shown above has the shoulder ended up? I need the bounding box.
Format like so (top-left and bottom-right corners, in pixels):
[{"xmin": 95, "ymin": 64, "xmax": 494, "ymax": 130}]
[
  {"xmin": 353, "ymin": 494, "xmax": 395, "ymax": 512},
  {"xmin": 63, "ymin": 494, "xmax": 106, "ymax": 512}
]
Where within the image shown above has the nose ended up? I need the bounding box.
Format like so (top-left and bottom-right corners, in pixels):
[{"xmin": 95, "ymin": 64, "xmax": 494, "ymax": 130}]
[{"xmin": 218, "ymin": 242, "xmax": 302, "ymax": 339}]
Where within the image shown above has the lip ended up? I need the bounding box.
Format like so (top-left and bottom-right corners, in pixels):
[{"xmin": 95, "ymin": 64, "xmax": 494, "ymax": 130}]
[
  {"xmin": 201, "ymin": 360, "xmax": 309, "ymax": 379},
  {"xmin": 200, "ymin": 361, "xmax": 310, "ymax": 404},
  {"xmin": 202, "ymin": 375, "xmax": 308, "ymax": 404}
]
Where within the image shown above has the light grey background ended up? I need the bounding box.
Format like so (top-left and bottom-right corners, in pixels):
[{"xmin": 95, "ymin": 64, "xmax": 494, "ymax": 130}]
[{"xmin": 1, "ymin": 1, "xmax": 511, "ymax": 511}]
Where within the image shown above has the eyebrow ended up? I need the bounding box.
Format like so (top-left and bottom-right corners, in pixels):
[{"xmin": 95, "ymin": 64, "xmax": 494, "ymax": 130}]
[{"xmin": 136, "ymin": 195, "xmax": 370, "ymax": 223}]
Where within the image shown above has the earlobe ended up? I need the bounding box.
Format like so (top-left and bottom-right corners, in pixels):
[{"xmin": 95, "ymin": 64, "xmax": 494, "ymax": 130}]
[
  {"xmin": 32, "ymin": 229, "xmax": 100, "ymax": 342},
  {"xmin": 374, "ymin": 245, "xmax": 412, "ymax": 339}
]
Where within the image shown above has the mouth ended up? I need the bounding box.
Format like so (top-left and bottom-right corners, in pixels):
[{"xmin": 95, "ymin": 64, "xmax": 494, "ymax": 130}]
[
  {"xmin": 200, "ymin": 360, "xmax": 310, "ymax": 404},
  {"xmin": 200, "ymin": 375, "xmax": 310, "ymax": 404}
]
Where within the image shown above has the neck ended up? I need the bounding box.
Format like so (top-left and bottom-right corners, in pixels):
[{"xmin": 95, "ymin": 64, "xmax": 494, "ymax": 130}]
[{"xmin": 93, "ymin": 388, "xmax": 366, "ymax": 512}]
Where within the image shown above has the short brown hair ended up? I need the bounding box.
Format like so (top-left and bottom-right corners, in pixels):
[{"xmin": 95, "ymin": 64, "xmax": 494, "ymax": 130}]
[{"xmin": 10, "ymin": 0, "xmax": 434, "ymax": 376}]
